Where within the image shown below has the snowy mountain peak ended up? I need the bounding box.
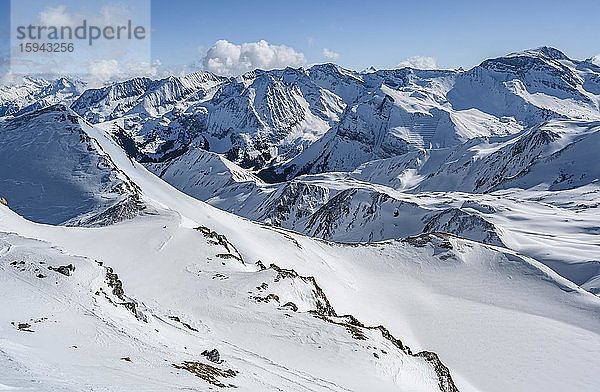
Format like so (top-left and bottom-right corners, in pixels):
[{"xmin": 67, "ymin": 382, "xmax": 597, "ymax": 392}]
[
  {"xmin": 508, "ymin": 46, "xmax": 571, "ymax": 61},
  {"xmin": 0, "ymin": 76, "xmax": 84, "ymax": 117}
]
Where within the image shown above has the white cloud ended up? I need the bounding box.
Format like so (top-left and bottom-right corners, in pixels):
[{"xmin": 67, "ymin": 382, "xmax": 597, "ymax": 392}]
[
  {"xmin": 86, "ymin": 59, "xmax": 160, "ymax": 86},
  {"xmin": 38, "ymin": 4, "xmax": 135, "ymax": 27},
  {"xmin": 97, "ymin": 4, "xmax": 135, "ymax": 25},
  {"xmin": 202, "ymin": 40, "xmax": 306, "ymax": 76},
  {"xmin": 397, "ymin": 56, "xmax": 437, "ymax": 70},
  {"xmin": 88, "ymin": 59, "xmax": 120, "ymax": 80},
  {"xmin": 22, "ymin": 4, "xmax": 151, "ymax": 78},
  {"xmin": 39, "ymin": 5, "xmax": 78, "ymax": 26},
  {"xmin": 322, "ymin": 48, "xmax": 340, "ymax": 61}
]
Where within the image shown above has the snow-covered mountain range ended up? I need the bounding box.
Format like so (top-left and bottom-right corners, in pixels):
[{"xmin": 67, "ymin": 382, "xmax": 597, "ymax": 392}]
[{"xmin": 1, "ymin": 46, "xmax": 599, "ymax": 391}]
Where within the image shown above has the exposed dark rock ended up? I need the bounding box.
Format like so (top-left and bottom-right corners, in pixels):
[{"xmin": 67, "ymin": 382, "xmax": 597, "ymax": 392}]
[
  {"xmin": 105, "ymin": 267, "xmax": 124, "ymax": 299},
  {"xmin": 423, "ymin": 209, "xmax": 504, "ymax": 247},
  {"xmin": 103, "ymin": 265, "xmax": 147, "ymax": 322},
  {"xmin": 172, "ymin": 361, "xmax": 237, "ymax": 388},
  {"xmin": 415, "ymin": 351, "xmax": 459, "ymax": 392},
  {"xmin": 195, "ymin": 226, "xmax": 244, "ymax": 263},
  {"xmin": 74, "ymin": 195, "xmax": 145, "ymax": 227},
  {"xmin": 253, "ymin": 293, "xmax": 280, "ymax": 303},
  {"xmin": 264, "ymin": 261, "xmax": 459, "ymax": 392},
  {"xmin": 255, "ymin": 260, "xmax": 267, "ymax": 270},
  {"xmin": 402, "ymin": 233, "xmax": 432, "ymax": 248},
  {"xmin": 216, "ymin": 253, "xmax": 240, "ymax": 261},
  {"xmin": 282, "ymin": 302, "xmax": 298, "ymax": 312},
  {"xmin": 270, "ymin": 263, "xmax": 337, "ymax": 317},
  {"xmin": 168, "ymin": 315, "xmax": 199, "ymax": 332},
  {"xmin": 12, "ymin": 322, "xmax": 34, "ymax": 332},
  {"xmin": 48, "ymin": 264, "xmax": 75, "ymax": 276},
  {"xmin": 201, "ymin": 349, "xmax": 221, "ymax": 363},
  {"xmin": 312, "ymin": 311, "xmax": 458, "ymax": 391},
  {"xmin": 257, "ymin": 260, "xmax": 459, "ymax": 389}
]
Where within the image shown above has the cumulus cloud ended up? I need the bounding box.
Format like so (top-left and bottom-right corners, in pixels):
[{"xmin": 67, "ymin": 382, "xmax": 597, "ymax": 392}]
[
  {"xmin": 202, "ymin": 40, "xmax": 306, "ymax": 76},
  {"xmin": 397, "ymin": 56, "xmax": 437, "ymax": 70},
  {"xmin": 322, "ymin": 48, "xmax": 340, "ymax": 61}
]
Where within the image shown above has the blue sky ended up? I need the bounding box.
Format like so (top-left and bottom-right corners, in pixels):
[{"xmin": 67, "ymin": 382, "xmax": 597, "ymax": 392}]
[
  {"xmin": 150, "ymin": 0, "xmax": 600, "ymax": 71},
  {"xmin": 1, "ymin": 0, "xmax": 599, "ymax": 75}
]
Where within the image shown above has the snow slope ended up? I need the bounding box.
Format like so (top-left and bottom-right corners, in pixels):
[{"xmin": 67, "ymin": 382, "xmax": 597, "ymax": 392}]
[
  {"xmin": 139, "ymin": 122, "xmax": 600, "ymax": 299},
  {"xmin": 0, "ymin": 105, "xmax": 143, "ymax": 226},
  {"xmin": 2, "ymin": 114, "xmax": 600, "ymax": 391}
]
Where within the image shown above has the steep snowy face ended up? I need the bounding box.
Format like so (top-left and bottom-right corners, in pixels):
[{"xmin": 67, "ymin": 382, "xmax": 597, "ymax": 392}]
[
  {"xmin": 307, "ymin": 63, "xmax": 366, "ymax": 103},
  {"xmin": 482, "ymin": 47, "xmax": 584, "ymax": 98},
  {"xmin": 58, "ymin": 47, "xmax": 598, "ymax": 182},
  {"xmin": 263, "ymin": 67, "xmax": 523, "ymax": 180},
  {"xmin": 0, "ymin": 77, "xmax": 84, "ymax": 117},
  {"xmin": 346, "ymin": 118, "xmax": 600, "ymax": 196},
  {"xmin": 278, "ymin": 67, "xmax": 348, "ymax": 122},
  {"xmin": 71, "ymin": 77, "xmax": 155, "ymax": 122},
  {"xmin": 268, "ymin": 93, "xmax": 415, "ymax": 178},
  {"xmin": 300, "ymin": 187, "xmax": 431, "ymax": 242},
  {"xmin": 69, "ymin": 71, "xmax": 228, "ymax": 166},
  {"xmin": 448, "ymin": 47, "xmax": 600, "ymax": 125},
  {"xmin": 144, "ymin": 147, "xmax": 263, "ymax": 202},
  {"xmin": 0, "ymin": 105, "xmax": 143, "ymax": 225},
  {"xmin": 422, "ymin": 208, "xmax": 504, "ymax": 247},
  {"xmin": 194, "ymin": 68, "xmax": 344, "ymax": 169},
  {"xmin": 578, "ymin": 60, "xmax": 600, "ymax": 96},
  {"xmin": 71, "ymin": 71, "xmax": 226, "ymax": 122},
  {"xmin": 71, "ymin": 67, "xmax": 346, "ymax": 170},
  {"xmin": 412, "ymin": 120, "xmax": 600, "ymax": 193},
  {"xmin": 251, "ymin": 179, "xmax": 332, "ymax": 230}
]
